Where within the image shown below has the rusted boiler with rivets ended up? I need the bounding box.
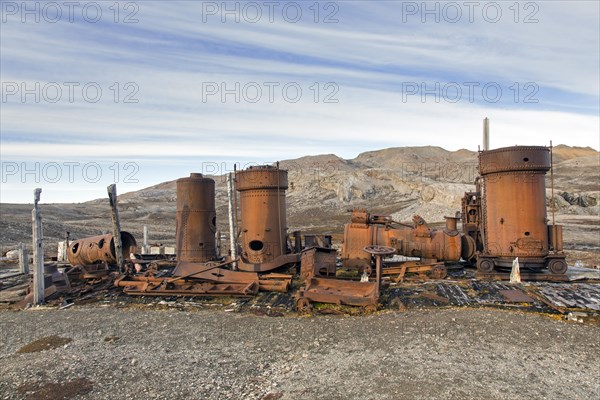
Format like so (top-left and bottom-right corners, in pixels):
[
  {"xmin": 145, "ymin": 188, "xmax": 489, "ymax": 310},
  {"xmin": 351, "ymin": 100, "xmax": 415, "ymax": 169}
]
[
  {"xmin": 175, "ymin": 173, "xmax": 218, "ymax": 263},
  {"xmin": 470, "ymin": 146, "xmax": 567, "ymax": 274},
  {"xmin": 236, "ymin": 165, "xmax": 299, "ymax": 272}
]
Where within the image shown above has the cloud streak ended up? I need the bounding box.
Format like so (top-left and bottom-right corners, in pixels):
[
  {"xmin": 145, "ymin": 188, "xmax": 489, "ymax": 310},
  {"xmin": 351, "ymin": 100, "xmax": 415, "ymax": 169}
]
[{"xmin": 1, "ymin": 0, "xmax": 598, "ymax": 203}]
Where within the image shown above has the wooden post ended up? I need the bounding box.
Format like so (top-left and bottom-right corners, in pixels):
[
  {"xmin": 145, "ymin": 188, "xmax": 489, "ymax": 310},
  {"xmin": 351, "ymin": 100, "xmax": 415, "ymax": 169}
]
[
  {"xmin": 32, "ymin": 188, "xmax": 44, "ymax": 305},
  {"xmin": 143, "ymin": 225, "xmax": 149, "ymax": 254},
  {"xmin": 18, "ymin": 242, "xmax": 28, "ymax": 274},
  {"xmin": 226, "ymin": 173, "xmax": 238, "ymax": 270},
  {"xmin": 107, "ymin": 184, "xmax": 125, "ymax": 272}
]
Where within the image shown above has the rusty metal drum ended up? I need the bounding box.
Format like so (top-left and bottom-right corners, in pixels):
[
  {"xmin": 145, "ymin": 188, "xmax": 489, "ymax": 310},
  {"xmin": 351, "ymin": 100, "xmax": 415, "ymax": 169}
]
[
  {"xmin": 236, "ymin": 166, "xmax": 288, "ymax": 266},
  {"xmin": 176, "ymin": 173, "xmax": 217, "ymax": 263},
  {"xmin": 479, "ymin": 146, "xmax": 551, "ymax": 262},
  {"xmin": 67, "ymin": 232, "xmax": 137, "ymax": 266}
]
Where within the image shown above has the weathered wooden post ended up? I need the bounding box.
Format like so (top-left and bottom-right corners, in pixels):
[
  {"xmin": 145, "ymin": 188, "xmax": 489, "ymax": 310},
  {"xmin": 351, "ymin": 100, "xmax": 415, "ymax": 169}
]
[
  {"xmin": 226, "ymin": 173, "xmax": 238, "ymax": 270},
  {"xmin": 18, "ymin": 242, "xmax": 28, "ymax": 274},
  {"xmin": 31, "ymin": 188, "xmax": 44, "ymax": 305},
  {"xmin": 107, "ymin": 184, "xmax": 125, "ymax": 272},
  {"xmin": 143, "ymin": 225, "xmax": 149, "ymax": 255}
]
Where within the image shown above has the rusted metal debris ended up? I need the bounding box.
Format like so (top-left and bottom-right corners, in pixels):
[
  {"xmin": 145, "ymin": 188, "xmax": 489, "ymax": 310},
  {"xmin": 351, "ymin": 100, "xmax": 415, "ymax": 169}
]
[
  {"xmin": 67, "ymin": 232, "xmax": 137, "ymax": 267},
  {"xmin": 295, "ymin": 245, "xmax": 394, "ymax": 311},
  {"xmin": 116, "ymin": 257, "xmax": 292, "ymax": 297},
  {"xmin": 341, "ymin": 210, "xmax": 475, "ymax": 269},
  {"xmin": 498, "ymin": 289, "xmax": 535, "ymax": 303},
  {"xmin": 300, "ymin": 247, "xmax": 336, "ymax": 281}
]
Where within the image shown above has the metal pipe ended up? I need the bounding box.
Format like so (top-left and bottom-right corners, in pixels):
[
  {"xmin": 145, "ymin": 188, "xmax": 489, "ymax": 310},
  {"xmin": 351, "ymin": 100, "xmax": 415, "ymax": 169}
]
[
  {"xmin": 550, "ymin": 141, "xmax": 556, "ymax": 253},
  {"xmin": 483, "ymin": 117, "xmax": 490, "ymax": 151},
  {"xmin": 227, "ymin": 173, "xmax": 238, "ymax": 270}
]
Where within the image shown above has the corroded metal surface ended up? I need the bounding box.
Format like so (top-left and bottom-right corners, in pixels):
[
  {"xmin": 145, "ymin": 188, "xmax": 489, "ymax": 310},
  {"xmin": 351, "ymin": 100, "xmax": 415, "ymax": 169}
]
[
  {"xmin": 236, "ymin": 165, "xmax": 295, "ymax": 272},
  {"xmin": 67, "ymin": 232, "xmax": 137, "ymax": 266},
  {"xmin": 475, "ymin": 145, "xmax": 567, "ymax": 273},
  {"xmin": 175, "ymin": 173, "xmax": 217, "ymax": 263},
  {"xmin": 341, "ymin": 210, "xmax": 471, "ymax": 268}
]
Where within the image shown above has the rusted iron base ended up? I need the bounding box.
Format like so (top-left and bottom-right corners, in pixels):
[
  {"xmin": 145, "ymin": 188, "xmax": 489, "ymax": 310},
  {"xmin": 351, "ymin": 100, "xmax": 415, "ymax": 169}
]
[
  {"xmin": 115, "ymin": 275, "xmax": 259, "ymax": 296},
  {"xmin": 383, "ymin": 261, "xmax": 447, "ymax": 282},
  {"xmin": 295, "ymin": 277, "xmax": 379, "ymax": 309},
  {"xmin": 475, "ymin": 271, "xmax": 568, "ymax": 282}
]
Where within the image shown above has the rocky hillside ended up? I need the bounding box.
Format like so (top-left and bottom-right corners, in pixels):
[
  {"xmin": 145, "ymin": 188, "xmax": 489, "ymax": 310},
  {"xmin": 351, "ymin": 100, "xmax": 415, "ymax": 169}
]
[{"xmin": 1, "ymin": 145, "xmax": 598, "ymax": 263}]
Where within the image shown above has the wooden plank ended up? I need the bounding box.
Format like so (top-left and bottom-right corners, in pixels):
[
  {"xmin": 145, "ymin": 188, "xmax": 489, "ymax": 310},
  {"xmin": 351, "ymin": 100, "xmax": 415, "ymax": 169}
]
[{"xmin": 107, "ymin": 184, "xmax": 125, "ymax": 272}]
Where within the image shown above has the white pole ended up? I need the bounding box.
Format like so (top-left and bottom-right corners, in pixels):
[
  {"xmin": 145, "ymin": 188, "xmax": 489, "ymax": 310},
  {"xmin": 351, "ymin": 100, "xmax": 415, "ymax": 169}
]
[
  {"xmin": 32, "ymin": 188, "xmax": 44, "ymax": 305},
  {"xmin": 483, "ymin": 117, "xmax": 490, "ymax": 151},
  {"xmin": 226, "ymin": 173, "xmax": 238, "ymax": 270}
]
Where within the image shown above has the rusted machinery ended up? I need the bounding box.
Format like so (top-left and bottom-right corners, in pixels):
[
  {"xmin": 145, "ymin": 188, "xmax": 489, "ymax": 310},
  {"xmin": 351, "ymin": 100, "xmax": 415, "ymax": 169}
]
[
  {"xmin": 67, "ymin": 232, "xmax": 137, "ymax": 266},
  {"xmin": 175, "ymin": 173, "xmax": 217, "ymax": 263},
  {"xmin": 296, "ymin": 245, "xmax": 394, "ymax": 311},
  {"xmin": 462, "ymin": 145, "xmax": 567, "ymax": 274},
  {"xmin": 236, "ymin": 165, "xmax": 300, "ymax": 272},
  {"xmin": 340, "ymin": 209, "xmax": 475, "ymax": 278},
  {"xmin": 117, "ymin": 171, "xmax": 293, "ymax": 297}
]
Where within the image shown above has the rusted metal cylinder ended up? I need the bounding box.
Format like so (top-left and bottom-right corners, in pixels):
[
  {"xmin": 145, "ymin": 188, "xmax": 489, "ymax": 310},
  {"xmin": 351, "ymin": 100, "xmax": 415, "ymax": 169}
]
[
  {"xmin": 236, "ymin": 165, "xmax": 288, "ymax": 266},
  {"xmin": 341, "ymin": 214, "xmax": 470, "ymax": 268},
  {"xmin": 67, "ymin": 232, "xmax": 137, "ymax": 266},
  {"xmin": 479, "ymin": 146, "xmax": 550, "ymax": 263},
  {"xmin": 176, "ymin": 173, "xmax": 217, "ymax": 263}
]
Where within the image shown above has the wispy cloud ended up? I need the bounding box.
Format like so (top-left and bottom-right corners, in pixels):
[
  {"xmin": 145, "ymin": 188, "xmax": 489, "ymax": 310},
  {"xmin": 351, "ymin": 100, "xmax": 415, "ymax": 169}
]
[{"xmin": 1, "ymin": 0, "xmax": 598, "ymax": 203}]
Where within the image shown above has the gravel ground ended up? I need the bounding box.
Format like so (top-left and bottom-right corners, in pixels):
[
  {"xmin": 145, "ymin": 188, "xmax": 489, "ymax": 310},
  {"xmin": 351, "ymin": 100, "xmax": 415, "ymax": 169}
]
[{"xmin": 0, "ymin": 306, "xmax": 599, "ymax": 400}]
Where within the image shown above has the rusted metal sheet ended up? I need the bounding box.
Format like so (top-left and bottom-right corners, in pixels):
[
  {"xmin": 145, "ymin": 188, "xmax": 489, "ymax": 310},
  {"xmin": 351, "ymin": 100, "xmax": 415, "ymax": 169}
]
[
  {"xmin": 498, "ymin": 289, "xmax": 535, "ymax": 303},
  {"xmin": 341, "ymin": 210, "xmax": 472, "ymax": 268},
  {"xmin": 236, "ymin": 165, "xmax": 297, "ymax": 273},
  {"xmin": 176, "ymin": 173, "xmax": 217, "ymax": 263},
  {"xmin": 67, "ymin": 232, "xmax": 137, "ymax": 266},
  {"xmin": 300, "ymin": 247, "xmax": 337, "ymax": 281},
  {"xmin": 476, "ymin": 146, "xmax": 567, "ymax": 274}
]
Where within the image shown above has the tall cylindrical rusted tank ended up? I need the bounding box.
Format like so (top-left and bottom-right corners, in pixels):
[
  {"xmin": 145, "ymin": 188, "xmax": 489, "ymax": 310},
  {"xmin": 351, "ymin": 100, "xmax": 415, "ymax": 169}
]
[
  {"xmin": 479, "ymin": 146, "xmax": 551, "ymax": 269},
  {"xmin": 176, "ymin": 173, "xmax": 217, "ymax": 263},
  {"xmin": 67, "ymin": 232, "xmax": 137, "ymax": 266},
  {"xmin": 236, "ymin": 165, "xmax": 288, "ymax": 271}
]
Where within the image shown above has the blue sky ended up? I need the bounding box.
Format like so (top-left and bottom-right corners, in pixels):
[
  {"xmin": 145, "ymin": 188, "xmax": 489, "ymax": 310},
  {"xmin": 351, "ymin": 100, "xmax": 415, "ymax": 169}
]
[{"xmin": 1, "ymin": 0, "xmax": 599, "ymax": 203}]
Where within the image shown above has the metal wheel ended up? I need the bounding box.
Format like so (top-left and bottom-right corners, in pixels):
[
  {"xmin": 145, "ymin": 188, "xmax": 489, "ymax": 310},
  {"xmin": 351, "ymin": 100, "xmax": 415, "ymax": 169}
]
[
  {"xmin": 295, "ymin": 297, "xmax": 312, "ymax": 313},
  {"xmin": 548, "ymin": 259, "xmax": 568, "ymax": 275},
  {"xmin": 363, "ymin": 245, "xmax": 396, "ymax": 256},
  {"xmin": 477, "ymin": 259, "xmax": 495, "ymax": 273},
  {"xmin": 430, "ymin": 264, "xmax": 447, "ymax": 280}
]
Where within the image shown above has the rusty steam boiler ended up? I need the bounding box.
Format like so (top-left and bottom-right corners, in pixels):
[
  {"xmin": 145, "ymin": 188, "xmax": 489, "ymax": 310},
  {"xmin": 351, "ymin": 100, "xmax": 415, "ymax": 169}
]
[
  {"xmin": 341, "ymin": 209, "xmax": 476, "ymax": 268},
  {"xmin": 236, "ymin": 165, "xmax": 299, "ymax": 272},
  {"xmin": 463, "ymin": 146, "xmax": 567, "ymax": 274},
  {"xmin": 67, "ymin": 232, "xmax": 137, "ymax": 266},
  {"xmin": 175, "ymin": 173, "xmax": 218, "ymax": 263}
]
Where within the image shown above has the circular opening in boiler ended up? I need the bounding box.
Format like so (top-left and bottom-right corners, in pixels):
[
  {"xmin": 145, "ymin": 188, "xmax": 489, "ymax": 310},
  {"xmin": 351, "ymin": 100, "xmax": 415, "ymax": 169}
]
[
  {"xmin": 249, "ymin": 240, "xmax": 264, "ymax": 251},
  {"xmin": 523, "ymin": 157, "xmax": 529, "ymax": 162},
  {"xmin": 524, "ymin": 232, "xmax": 530, "ymax": 236}
]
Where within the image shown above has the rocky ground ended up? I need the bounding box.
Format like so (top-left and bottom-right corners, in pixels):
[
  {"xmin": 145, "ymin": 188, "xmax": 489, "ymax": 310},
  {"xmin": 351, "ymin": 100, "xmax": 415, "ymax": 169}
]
[{"xmin": 0, "ymin": 306, "xmax": 598, "ymax": 400}]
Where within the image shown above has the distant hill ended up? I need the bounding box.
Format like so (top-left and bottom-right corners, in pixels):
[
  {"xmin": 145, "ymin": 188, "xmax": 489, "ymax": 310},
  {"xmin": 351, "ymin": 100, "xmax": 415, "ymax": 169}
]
[{"xmin": 1, "ymin": 145, "xmax": 598, "ymax": 262}]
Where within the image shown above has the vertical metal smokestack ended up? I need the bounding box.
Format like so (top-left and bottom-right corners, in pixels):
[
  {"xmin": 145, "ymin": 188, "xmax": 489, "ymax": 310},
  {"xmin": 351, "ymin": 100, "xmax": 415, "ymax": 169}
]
[{"xmin": 483, "ymin": 117, "xmax": 490, "ymax": 151}]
